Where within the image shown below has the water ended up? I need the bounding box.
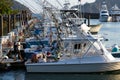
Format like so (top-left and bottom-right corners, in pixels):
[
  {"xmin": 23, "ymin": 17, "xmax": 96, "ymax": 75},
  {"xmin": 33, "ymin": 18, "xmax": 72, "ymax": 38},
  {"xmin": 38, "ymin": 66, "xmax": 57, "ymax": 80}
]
[
  {"xmin": 0, "ymin": 70, "xmax": 25, "ymax": 80},
  {"xmin": 25, "ymin": 72, "xmax": 120, "ymax": 80},
  {"xmin": 90, "ymin": 19, "xmax": 120, "ymax": 48},
  {"xmin": 1, "ymin": 19, "xmax": 120, "ymax": 80},
  {"xmin": 2, "ymin": 70, "xmax": 120, "ymax": 80}
]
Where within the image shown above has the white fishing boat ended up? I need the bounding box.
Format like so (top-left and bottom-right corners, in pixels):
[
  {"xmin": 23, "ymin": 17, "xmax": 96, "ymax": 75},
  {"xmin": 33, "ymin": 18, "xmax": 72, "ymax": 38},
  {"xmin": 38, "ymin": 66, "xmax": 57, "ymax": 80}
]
[
  {"xmin": 99, "ymin": 1, "xmax": 112, "ymax": 22},
  {"xmin": 25, "ymin": 0, "xmax": 120, "ymax": 73},
  {"xmin": 25, "ymin": 23, "xmax": 120, "ymax": 73}
]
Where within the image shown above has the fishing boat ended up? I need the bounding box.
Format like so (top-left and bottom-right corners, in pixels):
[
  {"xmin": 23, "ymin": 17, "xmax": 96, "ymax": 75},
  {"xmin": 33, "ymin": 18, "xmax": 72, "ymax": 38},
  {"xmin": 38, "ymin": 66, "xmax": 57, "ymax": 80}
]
[
  {"xmin": 25, "ymin": 23, "xmax": 120, "ymax": 73},
  {"xmin": 25, "ymin": 0, "xmax": 120, "ymax": 73},
  {"xmin": 99, "ymin": 1, "xmax": 112, "ymax": 22}
]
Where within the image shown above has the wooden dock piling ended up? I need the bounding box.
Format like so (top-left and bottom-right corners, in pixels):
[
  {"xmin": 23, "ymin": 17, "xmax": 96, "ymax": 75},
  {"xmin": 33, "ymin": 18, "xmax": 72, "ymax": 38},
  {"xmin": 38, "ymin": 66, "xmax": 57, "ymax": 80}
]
[
  {"xmin": 7, "ymin": 15, "xmax": 11, "ymax": 33},
  {"xmin": 0, "ymin": 15, "xmax": 3, "ymax": 37}
]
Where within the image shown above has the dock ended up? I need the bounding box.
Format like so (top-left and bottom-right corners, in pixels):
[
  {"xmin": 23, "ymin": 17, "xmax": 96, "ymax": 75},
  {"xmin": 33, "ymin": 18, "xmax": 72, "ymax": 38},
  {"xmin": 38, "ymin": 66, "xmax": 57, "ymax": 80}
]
[
  {"xmin": 0, "ymin": 10, "xmax": 39, "ymax": 70},
  {"xmin": 0, "ymin": 59, "xmax": 22, "ymax": 64}
]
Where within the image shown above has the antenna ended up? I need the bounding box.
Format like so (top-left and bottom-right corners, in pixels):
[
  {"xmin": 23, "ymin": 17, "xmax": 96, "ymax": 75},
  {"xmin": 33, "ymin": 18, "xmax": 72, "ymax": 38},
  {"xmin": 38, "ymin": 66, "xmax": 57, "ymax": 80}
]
[
  {"xmin": 78, "ymin": 0, "xmax": 82, "ymax": 18},
  {"xmin": 56, "ymin": 0, "xmax": 63, "ymax": 8},
  {"xmin": 63, "ymin": 0, "xmax": 70, "ymax": 10}
]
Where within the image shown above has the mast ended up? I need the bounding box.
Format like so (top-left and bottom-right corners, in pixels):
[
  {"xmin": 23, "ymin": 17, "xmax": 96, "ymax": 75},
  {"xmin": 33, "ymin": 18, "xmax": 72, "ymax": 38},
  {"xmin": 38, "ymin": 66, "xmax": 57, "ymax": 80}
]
[
  {"xmin": 78, "ymin": 0, "xmax": 82, "ymax": 18},
  {"xmin": 63, "ymin": 0, "xmax": 70, "ymax": 10}
]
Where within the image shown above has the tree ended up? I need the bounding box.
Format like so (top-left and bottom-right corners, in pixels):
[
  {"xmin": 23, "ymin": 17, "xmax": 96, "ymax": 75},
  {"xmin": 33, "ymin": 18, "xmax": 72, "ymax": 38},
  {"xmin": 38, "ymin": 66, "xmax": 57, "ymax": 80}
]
[{"xmin": 0, "ymin": 0, "xmax": 15, "ymax": 14}]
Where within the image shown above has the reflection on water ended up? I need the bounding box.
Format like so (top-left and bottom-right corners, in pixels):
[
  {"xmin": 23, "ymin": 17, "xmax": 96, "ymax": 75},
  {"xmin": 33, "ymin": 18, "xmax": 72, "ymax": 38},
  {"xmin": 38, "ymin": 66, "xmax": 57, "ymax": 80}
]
[
  {"xmin": 0, "ymin": 70, "xmax": 25, "ymax": 80},
  {"xmin": 25, "ymin": 71, "xmax": 120, "ymax": 80},
  {"xmin": 2, "ymin": 70, "xmax": 120, "ymax": 80}
]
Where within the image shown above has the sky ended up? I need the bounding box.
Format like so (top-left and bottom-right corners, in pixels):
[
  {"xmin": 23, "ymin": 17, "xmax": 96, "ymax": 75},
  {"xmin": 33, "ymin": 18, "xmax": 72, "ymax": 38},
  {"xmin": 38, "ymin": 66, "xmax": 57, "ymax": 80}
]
[{"xmin": 15, "ymin": 0, "xmax": 96, "ymax": 14}]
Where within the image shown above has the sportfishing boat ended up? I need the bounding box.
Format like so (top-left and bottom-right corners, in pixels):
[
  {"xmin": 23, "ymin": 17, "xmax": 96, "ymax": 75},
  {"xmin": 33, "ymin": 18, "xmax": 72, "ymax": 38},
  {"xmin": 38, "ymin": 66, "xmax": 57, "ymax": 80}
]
[
  {"xmin": 25, "ymin": 0, "xmax": 120, "ymax": 73},
  {"xmin": 99, "ymin": 1, "xmax": 112, "ymax": 22},
  {"xmin": 25, "ymin": 22, "xmax": 120, "ymax": 73}
]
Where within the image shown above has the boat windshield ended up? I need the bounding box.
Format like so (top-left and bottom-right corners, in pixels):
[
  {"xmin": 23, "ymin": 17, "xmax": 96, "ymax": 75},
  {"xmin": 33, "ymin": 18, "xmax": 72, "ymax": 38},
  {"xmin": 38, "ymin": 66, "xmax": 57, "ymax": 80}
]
[{"xmin": 102, "ymin": 11, "xmax": 108, "ymax": 13}]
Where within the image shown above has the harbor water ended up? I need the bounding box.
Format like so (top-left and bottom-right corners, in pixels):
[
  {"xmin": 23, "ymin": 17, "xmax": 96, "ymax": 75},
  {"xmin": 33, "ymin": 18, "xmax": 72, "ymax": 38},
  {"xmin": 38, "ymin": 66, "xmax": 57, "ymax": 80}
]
[
  {"xmin": 1, "ymin": 70, "xmax": 120, "ymax": 80},
  {"xmin": 91, "ymin": 19, "xmax": 120, "ymax": 48},
  {"xmin": 1, "ymin": 19, "xmax": 120, "ymax": 80}
]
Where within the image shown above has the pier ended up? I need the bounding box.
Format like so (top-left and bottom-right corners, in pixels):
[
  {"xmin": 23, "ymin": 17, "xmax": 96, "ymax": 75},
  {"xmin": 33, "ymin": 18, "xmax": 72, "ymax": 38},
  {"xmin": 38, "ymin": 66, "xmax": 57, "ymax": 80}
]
[{"xmin": 0, "ymin": 10, "xmax": 39, "ymax": 69}]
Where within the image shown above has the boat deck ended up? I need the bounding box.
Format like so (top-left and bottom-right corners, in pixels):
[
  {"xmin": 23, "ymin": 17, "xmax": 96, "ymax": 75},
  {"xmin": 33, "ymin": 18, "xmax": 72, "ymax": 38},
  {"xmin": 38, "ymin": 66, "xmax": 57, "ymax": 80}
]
[{"xmin": 0, "ymin": 58, "xmax": 22, "ymax": 64}]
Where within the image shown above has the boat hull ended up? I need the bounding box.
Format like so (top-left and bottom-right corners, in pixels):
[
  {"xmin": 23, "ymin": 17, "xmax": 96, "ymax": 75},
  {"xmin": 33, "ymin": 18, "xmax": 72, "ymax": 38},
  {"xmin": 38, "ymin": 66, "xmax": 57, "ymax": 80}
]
[
  {"xmin": 25, "ymin": 62, "xmax": 120, "ymax": 73},
  {"xmin": 99, "ymin": 16, "xmax": 112, "ymax": 22},
  {"xmin": 112, "ymin": 52, "xmax": 120, "ymax": 58},
  {"xmin": 89, "ymin": 24, "xmax": 102, "ymax": 34}
]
